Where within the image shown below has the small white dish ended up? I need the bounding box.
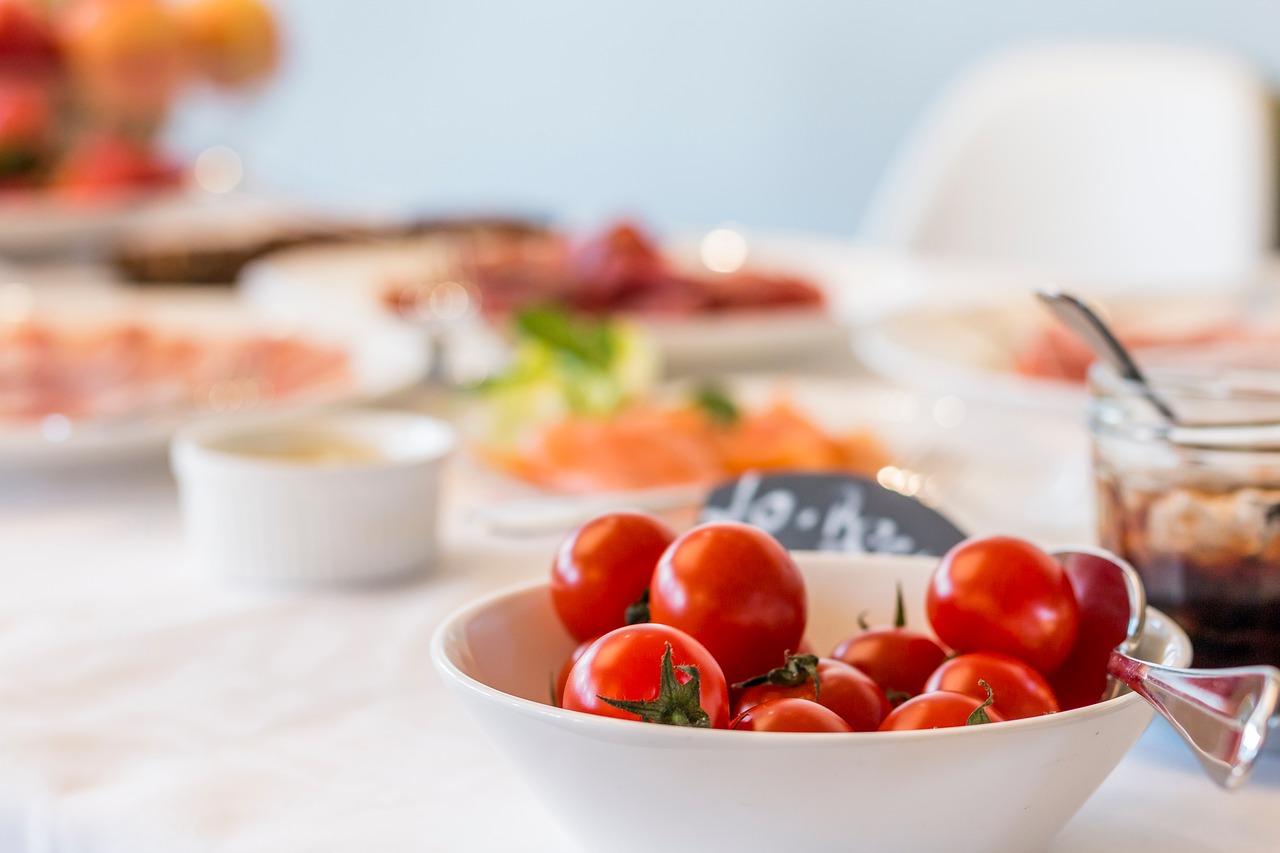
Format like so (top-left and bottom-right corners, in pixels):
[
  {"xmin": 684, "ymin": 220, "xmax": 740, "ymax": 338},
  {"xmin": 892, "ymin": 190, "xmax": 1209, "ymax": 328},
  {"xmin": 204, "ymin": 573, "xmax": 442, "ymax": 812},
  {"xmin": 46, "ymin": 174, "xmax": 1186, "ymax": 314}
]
[{"xmin": 171, "ymin": 409, "xmax": 455, "ymax": 586}]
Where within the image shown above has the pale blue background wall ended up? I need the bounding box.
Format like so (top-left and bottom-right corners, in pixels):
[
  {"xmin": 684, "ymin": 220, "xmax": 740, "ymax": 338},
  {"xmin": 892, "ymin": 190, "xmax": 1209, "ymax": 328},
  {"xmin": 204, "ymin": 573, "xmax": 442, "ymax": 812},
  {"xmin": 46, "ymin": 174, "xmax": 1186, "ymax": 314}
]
[{"xmin": 169, "ymin": 0, "xmax": 1280, "ymax": 236}]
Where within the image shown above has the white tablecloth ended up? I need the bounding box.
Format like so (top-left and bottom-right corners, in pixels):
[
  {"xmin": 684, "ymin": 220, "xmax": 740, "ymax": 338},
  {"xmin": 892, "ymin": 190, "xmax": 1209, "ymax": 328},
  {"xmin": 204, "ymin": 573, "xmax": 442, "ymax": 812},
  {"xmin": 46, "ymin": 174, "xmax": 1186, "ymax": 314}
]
[{"xmin": 2, "ymin": 445, "xmax": 1278, "ymax": 853}]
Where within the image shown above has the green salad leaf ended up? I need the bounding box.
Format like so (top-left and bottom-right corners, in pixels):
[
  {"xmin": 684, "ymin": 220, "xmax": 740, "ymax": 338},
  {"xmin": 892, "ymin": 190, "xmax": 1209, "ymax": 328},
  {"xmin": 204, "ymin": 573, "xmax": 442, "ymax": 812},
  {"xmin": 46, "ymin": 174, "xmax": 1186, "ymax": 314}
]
[
  {"xmin": 690, "ymin": 383, "xmax": 741, "ymax": 425},
  {"xmin": 470, "ymin": 306, "xmax": 661, "ymax": 447}
]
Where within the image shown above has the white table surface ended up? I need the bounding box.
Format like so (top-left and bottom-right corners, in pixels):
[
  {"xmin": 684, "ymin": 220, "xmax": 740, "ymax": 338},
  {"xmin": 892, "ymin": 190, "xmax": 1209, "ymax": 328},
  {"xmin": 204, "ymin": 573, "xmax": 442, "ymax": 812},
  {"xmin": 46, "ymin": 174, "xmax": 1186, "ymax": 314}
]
[
  {"xmin": 1, "ymin": 426, "xmax": 1278, "ymax": 853},
  {"xmin": 2, "ymin": 240, "xmax": 1279, "ymax": 849}
]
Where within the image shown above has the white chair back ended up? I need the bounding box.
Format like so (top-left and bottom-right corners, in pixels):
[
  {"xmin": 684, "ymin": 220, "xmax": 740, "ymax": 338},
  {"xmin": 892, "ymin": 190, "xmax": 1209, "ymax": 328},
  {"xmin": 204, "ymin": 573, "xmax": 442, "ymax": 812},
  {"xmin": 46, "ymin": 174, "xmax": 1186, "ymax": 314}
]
[{"xmin": 860, "ymin": 42, "xmax": 1275, "ymax": 290}]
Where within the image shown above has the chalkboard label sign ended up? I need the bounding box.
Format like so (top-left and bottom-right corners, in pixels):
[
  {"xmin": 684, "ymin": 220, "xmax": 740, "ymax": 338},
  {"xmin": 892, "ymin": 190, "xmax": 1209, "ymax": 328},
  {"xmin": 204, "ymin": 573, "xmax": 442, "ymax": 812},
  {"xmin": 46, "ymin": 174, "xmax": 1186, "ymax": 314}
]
[{"xmin": 699, "ymin": 472, "xmax": 967, "ymax": 557}]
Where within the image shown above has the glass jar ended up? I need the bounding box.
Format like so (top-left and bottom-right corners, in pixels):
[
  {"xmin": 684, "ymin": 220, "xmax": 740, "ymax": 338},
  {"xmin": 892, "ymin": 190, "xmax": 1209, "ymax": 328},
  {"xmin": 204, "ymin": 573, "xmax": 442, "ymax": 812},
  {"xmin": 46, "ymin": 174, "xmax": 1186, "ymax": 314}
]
[{"xmin": 1090, "ymin": 344, "xmax": 1280, "ymax": 669}]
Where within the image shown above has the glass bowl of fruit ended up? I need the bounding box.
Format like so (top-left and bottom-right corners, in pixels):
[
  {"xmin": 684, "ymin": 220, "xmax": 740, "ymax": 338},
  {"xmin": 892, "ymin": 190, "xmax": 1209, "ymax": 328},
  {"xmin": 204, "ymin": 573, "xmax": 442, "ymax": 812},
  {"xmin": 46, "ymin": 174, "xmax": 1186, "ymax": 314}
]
[{"xmin": 0, "ymin": 0, "xmax": 278, "ymax": 254}]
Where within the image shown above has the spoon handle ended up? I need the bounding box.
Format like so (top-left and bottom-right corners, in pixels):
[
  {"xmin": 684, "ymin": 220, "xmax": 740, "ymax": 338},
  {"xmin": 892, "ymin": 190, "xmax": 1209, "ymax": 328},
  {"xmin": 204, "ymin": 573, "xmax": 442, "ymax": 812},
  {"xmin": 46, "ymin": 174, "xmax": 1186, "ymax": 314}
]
[
  {"xmin": 1034, "ymin": 290, "xmax": 1180, "ymax": 423},
  {"xmin": 1107, "ymin": 651, "xmax": 1280, "ymax": 789}
]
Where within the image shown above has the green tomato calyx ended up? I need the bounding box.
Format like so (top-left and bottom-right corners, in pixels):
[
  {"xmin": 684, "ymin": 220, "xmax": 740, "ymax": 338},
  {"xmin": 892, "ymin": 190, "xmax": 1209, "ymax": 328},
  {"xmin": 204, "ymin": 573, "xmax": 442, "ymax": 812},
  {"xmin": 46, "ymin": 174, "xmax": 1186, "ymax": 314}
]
[{"xmin": 598, "ymin": 643, "xmax": 712, "ymax": 727}]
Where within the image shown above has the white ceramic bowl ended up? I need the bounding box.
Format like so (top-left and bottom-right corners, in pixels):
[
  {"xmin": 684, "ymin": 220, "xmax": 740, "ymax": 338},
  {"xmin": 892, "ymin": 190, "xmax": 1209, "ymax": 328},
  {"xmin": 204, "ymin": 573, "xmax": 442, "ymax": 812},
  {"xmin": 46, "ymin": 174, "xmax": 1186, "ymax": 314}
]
[
  {"xmin": 172, "ymin": 409, "xmax": 455, "ymax": 585},
  {"xmin": 433, "ymin": 551, "xmax": 1191, "ymax": 853}
]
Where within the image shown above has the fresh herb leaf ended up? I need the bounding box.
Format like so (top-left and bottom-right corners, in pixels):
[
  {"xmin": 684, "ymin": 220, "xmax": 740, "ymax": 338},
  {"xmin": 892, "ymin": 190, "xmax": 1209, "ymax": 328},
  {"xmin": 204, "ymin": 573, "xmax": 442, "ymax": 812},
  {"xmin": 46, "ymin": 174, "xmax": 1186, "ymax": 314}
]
[
  {"xmin": 515, "ymin": 306, "xmax": 614, "ymax": 368},
  {"xmin": 691, "ymin": 383, "xmax": 740, "ymax": 425}
]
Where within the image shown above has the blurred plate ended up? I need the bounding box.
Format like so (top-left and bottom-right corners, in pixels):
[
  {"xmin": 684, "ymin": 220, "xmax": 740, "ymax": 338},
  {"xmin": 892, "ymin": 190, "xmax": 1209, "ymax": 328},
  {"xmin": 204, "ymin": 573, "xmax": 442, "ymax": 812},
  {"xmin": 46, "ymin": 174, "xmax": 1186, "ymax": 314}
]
[
  {"xmin": 0, "ymin": 283, "xmax": 430, "ymax": 468},
  {"xmin": 240, "ymin": 229, "xmax": 950, "ymax": 374},
  {"xmin": 456, "ymin": 374, "xmax": 928, "ymax": 536},
  {"xmin": 455, "ymin": 373, "xmax": 1092, "ymax": 541},
  {"xmin": 853, "ymin": 288, "xmax": 1262, "ymax": 413},
  {"xmin": 0, "ymin": 188, "xmax": 188, "ymax": 258}
]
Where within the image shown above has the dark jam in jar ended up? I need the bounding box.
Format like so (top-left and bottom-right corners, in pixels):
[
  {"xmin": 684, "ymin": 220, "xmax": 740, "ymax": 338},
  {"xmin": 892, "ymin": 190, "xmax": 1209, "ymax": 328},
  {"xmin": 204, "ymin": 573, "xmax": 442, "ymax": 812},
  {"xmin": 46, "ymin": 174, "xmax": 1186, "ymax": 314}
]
[
  {"xmin": 1090, "ymin": 346, "xmax": 1280, "ymax": 671},
  {"xmin": 1096, "ymin": 474, "xmax": 1280, "ymax": 669}
]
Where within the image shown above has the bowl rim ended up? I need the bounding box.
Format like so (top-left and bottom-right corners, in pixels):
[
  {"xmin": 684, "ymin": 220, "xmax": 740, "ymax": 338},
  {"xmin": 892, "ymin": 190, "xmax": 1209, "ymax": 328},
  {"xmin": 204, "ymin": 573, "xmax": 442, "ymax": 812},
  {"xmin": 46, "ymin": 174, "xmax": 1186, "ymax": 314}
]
[
  {"xmin": 431, "ymin": 551, "xmax": 1192, "ymax": 743},
  {"xmin": 171, "ymin": 408, "xmax": 456, "ymax": 476}
]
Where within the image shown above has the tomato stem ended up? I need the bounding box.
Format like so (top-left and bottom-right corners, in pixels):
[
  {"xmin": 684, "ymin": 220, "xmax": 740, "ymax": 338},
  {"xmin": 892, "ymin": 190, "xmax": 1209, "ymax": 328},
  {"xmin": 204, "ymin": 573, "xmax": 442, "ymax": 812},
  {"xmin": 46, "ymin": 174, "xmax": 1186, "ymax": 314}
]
[
  {"xmin": 858, "ymin": 584, "xmax": 907, "ymax": 632},
  {"xmin": 624, "ymin": 588, "xmax": 650, "ymax": 625},
  {"xmin": 732, "ymin": 653, "xmax": 822, "ymax": 699},
  {"xmin": 965, "ymin": 680, "xmax": 997, "ymax": 726},
  {"xmin": 597, "ymin": 643, "xmax": 713, "ymax": 727}
]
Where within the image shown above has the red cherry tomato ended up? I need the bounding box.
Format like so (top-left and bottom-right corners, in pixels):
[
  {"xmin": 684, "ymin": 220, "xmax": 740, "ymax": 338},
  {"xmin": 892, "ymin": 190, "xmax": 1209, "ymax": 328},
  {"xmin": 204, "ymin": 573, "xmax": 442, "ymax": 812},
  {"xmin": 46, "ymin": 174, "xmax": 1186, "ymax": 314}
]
[
  {"xmin": 730, "ymin": 697, "xmax": 853, "ymax": 733},
  {"xmin": 1049, "ymin": 550, "xmax": 1134, "ymax": 710},
  {"xmin": 924, "ymin": 652, "xmax": 1059, "ymax": 720},
  {"xmin": 562, "ymin": 623, "xmax": 730, "ymax": 728},
  {"xmin": 735, "ymin": 656, "xmax": 890, "ymax": 732},
  {"xmin": 830, "ymin": 626, "xmax": 949, "ymax": 701},
  {"xmin": 926, "ymin": 536, "xmax": 1080, "ymax": 674},
  {"xmin": 552, "ymin": 637, "xmax": 596, "ymax": 707},
  {"xmin": 649, "ymin": 521, "xmax": 806, "ymax": 684},
  {"xmin": 878, "ymin": 689, "xmax": 1006, "ymax": 731},
  {"xmin": 551, "ymin": 511, "xmax": 676, "ymax": 642}
]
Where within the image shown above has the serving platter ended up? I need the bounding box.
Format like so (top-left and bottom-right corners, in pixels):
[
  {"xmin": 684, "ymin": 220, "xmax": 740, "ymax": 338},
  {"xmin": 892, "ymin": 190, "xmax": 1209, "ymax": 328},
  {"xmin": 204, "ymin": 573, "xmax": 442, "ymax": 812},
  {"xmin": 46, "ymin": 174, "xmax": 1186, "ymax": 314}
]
[
  {"xmin": 852, "ymin": 287, "xmax": 1268, "ymax": 413},
  {"xmin": 240, "ymin": 227, "xmax": 964, "ymax": 374},
  {"xmin": 0, "ymin": 283, "xmax": 430, "ymax": 468},
  {"xmin": 0, "ymin": 188, "xmax": 188, "ymax": 258},
  {"xmin": 454, "ymin": 373, "xmax": 1092, "ymax": 541}
]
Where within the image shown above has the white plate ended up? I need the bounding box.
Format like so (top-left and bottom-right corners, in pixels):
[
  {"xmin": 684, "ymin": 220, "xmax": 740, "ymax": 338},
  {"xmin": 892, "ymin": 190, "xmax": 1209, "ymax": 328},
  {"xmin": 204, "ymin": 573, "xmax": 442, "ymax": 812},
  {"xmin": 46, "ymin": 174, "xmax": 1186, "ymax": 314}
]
[
  {"xmin": 616, "ymin": 233, "xmax": 1072, "ymax": 372},
  {"xmin": 455, "ymin": 375, "xmax": 928, "ymax": 536},
  {"xmin": 0, "ymin": 284, "xmax": 430, "ymax": 468},
  {"xmin": 240, "ymin": 229, "xmax": 955, "ymax": 374},
  {"xmin": 455, "ymin": 373, "xmax": 1092, "ymax": 541},
  {"xmin": 853, "ymin": 288, "xmax": 1262, "ymax": 413},
  {"xmin": 0, "ymin": 189, "xmax": 188, "ymax": 258}
]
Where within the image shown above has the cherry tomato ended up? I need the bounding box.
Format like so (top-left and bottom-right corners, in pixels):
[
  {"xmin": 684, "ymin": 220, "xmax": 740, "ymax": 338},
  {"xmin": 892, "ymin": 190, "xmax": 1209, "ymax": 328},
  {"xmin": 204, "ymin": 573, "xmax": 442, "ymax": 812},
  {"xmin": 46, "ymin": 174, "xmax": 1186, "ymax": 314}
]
[
  {"xmin": 552, "ymin": 637, "xmax": 596, "ymax": 707},
  {"xmin": 735, "ymin": 655, "xmax": 890, "ymax": 732},
  {"xmin": 924, "ymin": 652, "xmax": 1059, "ymax": 720},
  {"xmin": 551, "ymin": 511, "xmax": 676, "ymax": 642},
  {"xmin": 1049, "ymin": 550, "xmax": 1134, "ymax": 710},
  {"xmin": 831, "ymin": 626, "xmax": 949, "ymax": 701},
  {"xmin": 878, "ymin": 688, "xmax": 1006, "ymax": 731},
  {"xmin": 926, "ymin": 536, "xmax": 1080, "ymax": 674},
  {"xmin": 562, "ymin": 623, "xmax": 730, "ymax": 728},
  {"xmin": 730, "ymin": 697, "xmax": 853, "ymax": 733},
  {"xmin": 649, "ymin": 521, "xmax": 806, "ymax": 684}
]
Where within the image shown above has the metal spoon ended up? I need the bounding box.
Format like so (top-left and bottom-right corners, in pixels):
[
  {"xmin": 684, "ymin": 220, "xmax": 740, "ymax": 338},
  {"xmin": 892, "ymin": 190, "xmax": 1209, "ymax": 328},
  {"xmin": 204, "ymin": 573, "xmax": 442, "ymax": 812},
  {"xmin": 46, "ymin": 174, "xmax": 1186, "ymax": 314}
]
[
  {"xmin": 1051, "ymin": 547, "xmax": 1280, "ymax": 790},
  {"xmin": 1034, "ymin": 289, "xmax": 1180, "ymax": 423}
]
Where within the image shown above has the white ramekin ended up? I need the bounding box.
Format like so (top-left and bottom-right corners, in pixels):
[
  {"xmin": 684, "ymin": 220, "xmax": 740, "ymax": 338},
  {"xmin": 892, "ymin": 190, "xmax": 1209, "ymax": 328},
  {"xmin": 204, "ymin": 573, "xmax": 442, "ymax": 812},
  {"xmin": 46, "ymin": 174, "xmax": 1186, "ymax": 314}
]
[{"xmin": 171, "ymin": 409, "xmax": 455, "ymax": 586}]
